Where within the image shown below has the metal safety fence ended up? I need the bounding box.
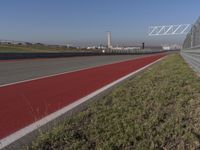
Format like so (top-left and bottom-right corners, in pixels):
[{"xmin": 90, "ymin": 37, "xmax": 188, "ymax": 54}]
[
  {"xmin": 181, "ymin": 49, "xmax": 200, "ymax": 73},
  {"xmin": 183, "ymin": 17, "xmax": 200, "ymax": 49},
  {"xmin": 181, "ymin": 17, "xmax": 200, "ymax": 73}
]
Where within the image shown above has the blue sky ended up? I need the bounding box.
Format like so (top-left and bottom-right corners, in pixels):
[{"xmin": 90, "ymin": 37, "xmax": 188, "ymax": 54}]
[{"xmin": 0, "ymin": 0, "xmax": 200, "ymax": 46}]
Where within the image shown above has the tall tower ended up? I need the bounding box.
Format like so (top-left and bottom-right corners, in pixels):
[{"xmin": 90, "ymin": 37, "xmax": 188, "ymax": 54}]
[{"xmin": 107, "ymin": 32, "xmax": 112, "ymax": 49}]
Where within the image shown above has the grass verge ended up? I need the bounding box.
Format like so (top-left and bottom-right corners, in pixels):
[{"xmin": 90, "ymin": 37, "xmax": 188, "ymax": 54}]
[
  {"xmin": 27, "ymin": 54, "xmax": 200, "ymax": 150},
  {"xmin": 0, "ymin": 45, "xmax": 85, "ymax": 53}
]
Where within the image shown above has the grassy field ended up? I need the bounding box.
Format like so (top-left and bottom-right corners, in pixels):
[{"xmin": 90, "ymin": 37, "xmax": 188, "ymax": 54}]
[
  {"xmin": 27, "ymin": 54, "xmax": 200, "ymax": 150},
  {"xmin": 0, "ymin": 44, "xmax": 86, "ymax": 53}
]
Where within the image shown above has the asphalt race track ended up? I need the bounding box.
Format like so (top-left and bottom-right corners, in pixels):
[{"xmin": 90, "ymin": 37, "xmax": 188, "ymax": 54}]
[
  {"xmin": 0, "ymin": 54, "xmax": 166, "ymax": 145},
  {"xmin": 0, "ymin": 55, "xmax": 143, "ymax": 86}
]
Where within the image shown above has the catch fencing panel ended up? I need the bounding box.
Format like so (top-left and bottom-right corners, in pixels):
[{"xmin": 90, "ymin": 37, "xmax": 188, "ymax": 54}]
[{"xmin": 181, "ymin": 17, "xmax": 200, "ymax": 73}]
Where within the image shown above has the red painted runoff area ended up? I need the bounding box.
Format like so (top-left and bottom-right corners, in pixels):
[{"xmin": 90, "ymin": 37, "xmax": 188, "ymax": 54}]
[{"xmin": 0, "ymin": 54, "xmax": 165, "ymax": 139}]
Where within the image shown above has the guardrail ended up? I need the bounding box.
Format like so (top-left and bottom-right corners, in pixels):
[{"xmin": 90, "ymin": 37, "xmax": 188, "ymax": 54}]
[
  {"xmin": 181, "ymin": 47, "xmax": 200, "ymax": 73},
  {"xmin": 0, "ymin": 50, "xmax": 165, "ymax": 60}
]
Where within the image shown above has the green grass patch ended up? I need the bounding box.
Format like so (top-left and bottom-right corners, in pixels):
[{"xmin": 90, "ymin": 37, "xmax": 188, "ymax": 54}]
[
  {"xmin": 27, "ymin": 54, "xmax": 200, "ymax": 150},
  {"xmin": 0, "ymin": 44, "xmax": 85, "ymax": 53}
]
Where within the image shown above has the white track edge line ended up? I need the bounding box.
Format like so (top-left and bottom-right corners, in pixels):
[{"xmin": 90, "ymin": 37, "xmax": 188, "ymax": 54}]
[
  {"xmin": 0, "ymin": 55, "xmax": 148, "ymax": 88},
  {"xmin": 0, "ymin": 56, "xmax": 166, "ymax": 149}
]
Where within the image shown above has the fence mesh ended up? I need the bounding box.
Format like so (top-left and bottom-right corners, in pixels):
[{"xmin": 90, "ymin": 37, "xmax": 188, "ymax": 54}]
[{"xmin": 183, "ymin": 17, "xmax": 200, "ymax": 49}]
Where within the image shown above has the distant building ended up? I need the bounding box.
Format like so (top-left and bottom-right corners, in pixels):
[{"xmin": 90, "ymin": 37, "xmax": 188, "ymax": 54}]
[
  {"xmin": 87, "ymin": 46, "xmax": 97, "ymax": 50},
  {"xmin": 162, "ymin": 46, "xmax": 170, "ymax": 50},
  {"xmin": 113, "ymin": 46, "xmax": 140, "ymax": 50},
  {"xmin": 107, "ymin": 32, "xmax": 112, "ymax": 49},
  {"xmin": 162, "ymin": 44, "xmax": 181, "ymax": 50}
]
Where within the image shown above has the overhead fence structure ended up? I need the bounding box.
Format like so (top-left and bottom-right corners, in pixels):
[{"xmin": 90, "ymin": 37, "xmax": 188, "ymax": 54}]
[
  {"xmin": 181, "ymin": 17, "xmax": 200, "ymax": 73},
  {"xmin": 149, "ymin": 24, "xmax": 191, "ymax": 36}
]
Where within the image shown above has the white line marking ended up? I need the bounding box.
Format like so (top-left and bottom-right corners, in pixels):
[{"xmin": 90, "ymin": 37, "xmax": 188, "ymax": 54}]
[
  {"xmin": 0, "ymin": 56, "xmax": 166, "ymax": 149},
  {"xmin": 0, "ymin": 55, "xmax": 148, "ymax": 88}
]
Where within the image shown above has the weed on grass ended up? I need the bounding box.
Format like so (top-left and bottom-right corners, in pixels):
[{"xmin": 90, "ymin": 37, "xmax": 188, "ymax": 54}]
[{"xmin": 27, "ymin": 54, "xmax": 200, "ymax": 150}]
